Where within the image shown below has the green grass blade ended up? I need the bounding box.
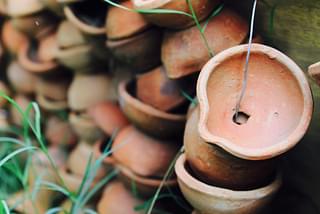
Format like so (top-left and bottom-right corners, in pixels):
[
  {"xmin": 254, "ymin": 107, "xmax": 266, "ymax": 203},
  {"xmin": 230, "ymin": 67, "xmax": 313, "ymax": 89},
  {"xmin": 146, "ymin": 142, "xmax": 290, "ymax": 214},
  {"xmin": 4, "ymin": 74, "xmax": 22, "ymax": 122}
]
[
  {"xmin": 0, "ymin": 146, "xmax": 36, "ymax": 168},
  {"xmin": 1, "ymin": 200, "xmax": 10, "ymax": 214},
  {"xmin": 40, "ymin": 181, "xmax": 71, "ymax": 199},
  {"xmin": 83, "ymin": 209, "xmax": 97, "ymax": 214},
  {"xmin": 201, "ymin": 4, "xmax": 224, "ymax": 32},
  {"xmin": 46, "ymin": 207, "xmax": 63, "ymax": 214}
]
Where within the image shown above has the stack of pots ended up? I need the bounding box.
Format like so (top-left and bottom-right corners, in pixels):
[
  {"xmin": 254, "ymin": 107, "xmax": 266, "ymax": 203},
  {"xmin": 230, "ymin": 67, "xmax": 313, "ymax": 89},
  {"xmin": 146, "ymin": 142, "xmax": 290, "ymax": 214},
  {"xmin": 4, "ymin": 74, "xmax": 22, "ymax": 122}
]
[{"xmin": 175, "ymin": 44, "xmax": 313, "ymax": 214}]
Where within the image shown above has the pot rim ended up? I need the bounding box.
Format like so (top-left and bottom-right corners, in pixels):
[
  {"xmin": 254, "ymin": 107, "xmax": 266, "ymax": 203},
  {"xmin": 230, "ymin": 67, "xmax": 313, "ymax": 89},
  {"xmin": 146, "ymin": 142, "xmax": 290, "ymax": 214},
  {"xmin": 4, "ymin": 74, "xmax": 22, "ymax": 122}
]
[
  {"xmin": 64, "ymin": 5, "xmax": 106, "ymax": 35},
  {"xmin": 132, "ymin": 0, "xmax": 172, "ymax": 10},
  {"xmin": 119, "ymin": 80, "xmax": 186, "ymax": 121},
  {"xmin": 37, "ymin": 93, "xmax": 68, "ymax": 111},
  {"xmin": 175, "ymin": 153, "xmax": 282, "ymax": 199},
  {"xmin": 197, "ymin": 44, "xmax": 313, "ymax": 160}
]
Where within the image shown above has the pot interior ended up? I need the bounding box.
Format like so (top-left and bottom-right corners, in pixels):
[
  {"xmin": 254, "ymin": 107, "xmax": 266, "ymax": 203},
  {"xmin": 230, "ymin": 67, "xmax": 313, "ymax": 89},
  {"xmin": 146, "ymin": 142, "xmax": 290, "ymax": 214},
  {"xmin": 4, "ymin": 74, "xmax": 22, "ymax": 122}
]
[
  {"xmin": 205, "ymin": 52, "xmax": 304, "ymax": 149},
  {"xmin": 70, "ymin": 0, "xmax": 107, "ymax": 28}
]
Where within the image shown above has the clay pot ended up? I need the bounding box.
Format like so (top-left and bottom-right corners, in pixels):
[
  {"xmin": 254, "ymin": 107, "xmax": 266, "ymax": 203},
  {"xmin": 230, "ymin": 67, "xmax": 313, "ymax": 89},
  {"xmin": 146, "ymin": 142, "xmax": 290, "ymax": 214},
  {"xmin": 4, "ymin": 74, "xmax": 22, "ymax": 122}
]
[
  {"xmin": 185, "ymin": 44, "xmax": 313, "ymax": 189},
  {"xmin": 175, "ymin": 154, "xmax": 282, "ymax": 214},
  {"xmin": 97, "ymin": 181, "xmax": 145, "ymax": 214},
  {"xmin": 1, "ymin": 20, "xmax": 28, "ymax": 56},
  {"xmin": 88, "ymin": 101, "xmax": 129, "ymax": 136},
  {"xmin": 112, "ymin": 125, "xmax": 180, "ymax": 177},
  {"xmin": 118, "ymin": 80, "xmax": 186, "ymax": 140},
  {"xmin": 69, "ymin": 111, "xmax": 104, "ymax": 143},
  {"xmin": 308, "ymin": 61, "xmax": 320, "ymax": 86},
  {"xmin": 106, "ymin": 1, "xmax": 150, "ymax": 40},
  {"xmin": 12, "ymin": 11, "xmax": 58, "ymax": 39},
  {"xmin": 36, "ymin": 93, "xmax": 69, "ymax": 111},
  {"xmin": 45, "ymin": 115, "xmax": 77, "ymax": 147},
  {"xmin": 6, "ymin": 0, "xmax": 44, "ymax": 17},
  {"xmin": 17, "ymin": 34, "xmax": 59, "ymax": 75},
  {"xmin": 136, "ymin": 66, "xmax": 187, "ymax": 111},
  {"xmin": 56, "ymin": 21, "xmax": 97, "ymax": 71},
  {"xmin": 36, "ymin": 75, "xmax": 71, "ymax": 101},
  {"xmin": 7, "ymin": 61, "xmax": 38, "ymax": 95},
  {"xmin": 40, "ymin": 0, "xmax": 64, "ymax": 16},
  {"xmin": 117, "ymin": 163, "xmax": 178, "ymax": 198},
  {"xmin": 68, "ymin": 73, "xmax": 116, "ymax": 111},
  {"xmin": 67, "ymin": 142, "xmax": 107, "ymax": 179},
  {"xmin": 161, "ymin": 8, "xmax": 248, "ymax": 79},
  {"xmin": 64, "ymin": 0, "xmax": 107, "ymax": 36},
  {"xmin": 107, "ymin": 27, "xmax": 162, "ymax": 73},
  {"xmin": 132, "ymin": 0, "xmax": 220, "ymax": 29}
]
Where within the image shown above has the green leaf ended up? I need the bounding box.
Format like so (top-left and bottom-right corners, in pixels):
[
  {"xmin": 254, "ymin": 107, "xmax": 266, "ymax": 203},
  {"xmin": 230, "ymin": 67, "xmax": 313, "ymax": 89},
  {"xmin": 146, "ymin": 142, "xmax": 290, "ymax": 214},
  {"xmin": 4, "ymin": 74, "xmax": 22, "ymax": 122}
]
[
  {"xmin": 0, "ymin": 146, "xmax": 36, "ymax": 168},
  {"xmin": 1, "ymin": 200, "xmax": 10, "ymax": 214}
]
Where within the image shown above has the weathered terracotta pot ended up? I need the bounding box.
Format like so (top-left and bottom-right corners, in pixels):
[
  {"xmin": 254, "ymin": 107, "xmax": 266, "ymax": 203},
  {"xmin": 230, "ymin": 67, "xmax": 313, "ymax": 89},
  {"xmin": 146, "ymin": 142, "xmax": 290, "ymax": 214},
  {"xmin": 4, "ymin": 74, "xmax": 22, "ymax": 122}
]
[
  {"xmin": 117, "ymin": 163, "xmax": 178, "ymax": 198},
  {"xmin": 1, "ymin": 20, "xmax": 28, "ymax": 56},
  {"xmin": 107, "ymin": 27, "xmax": 162, "ymax": 73},
  {"xmin": 106, "ymin": 1, "xmax": 150, "ymax": 40},
  {"xmin": 112, "ymin": 125, "xmax": 180, "ymax": 177},
  {"xmin": 36, "ymin": 93, "xmax": 69, "ymax": 111},
  {"xmin": 175, "ymin": 154, "xmax": 282, "ymax": 214},
  {"xmin": 97, "ymin": 181, "xmax": 145, "ymax": 214},
  {"xmin": 17, "ymin": 34, "xmax": 59, "ymax": 75},
  {"xmin": 67, "ymin": 142, "xmax": 107, "ymax": 179},
  {"xmin": 69, "ymin": 111, "xmax": 104, "ymax": 143},
  {"xmin": 88, "ymin": 101, "xmax": 129, "ymax": 136},
  {"xmin": 36, "ymin": 75, "xmax": 71, "ymax": 101},
  {"xmin": 68, "ymin": 73, "xmax": 116, "ymax": 111},
  {"xmin": 12, "ymin": 11, "xmax": 58, "ymax": 39},
  {"xmin": 6, "ymin": 0, "xmax": 44, "ymax": 17},
  {"xmin": 132, "ymin": 0, "xmax": 220, "ymax": 29},
  {"xmin": 119, "ymin": 80, "xmax": 187, "ymax": 140},
  {"xmin": 56, "ymin": 20, "xmax": 97, "ymax": 71},
  {"xmin": 308, "ymin": 61, "xmax": 320, "ymax": 86},
  {"xmin": 64, "ymin": 0, "xmax": 107, "ymax": 36},
  {"xmin": 45, "ymin": 115, "xmax": 77, "ymax": 147},
  {"xmin": 161, "ymin": 8, "xmax": 248, "ymax": 79},
  {"xmin": 7, "ymin": 61, "xmax": 37, "ymax": 95},
  {"xmin": 185, "ymin": 44, "xmax": 313, "ymax": 189},
  {"xmin": 136, "ymin": 66, "xmax": 187, "ymax": 111}
]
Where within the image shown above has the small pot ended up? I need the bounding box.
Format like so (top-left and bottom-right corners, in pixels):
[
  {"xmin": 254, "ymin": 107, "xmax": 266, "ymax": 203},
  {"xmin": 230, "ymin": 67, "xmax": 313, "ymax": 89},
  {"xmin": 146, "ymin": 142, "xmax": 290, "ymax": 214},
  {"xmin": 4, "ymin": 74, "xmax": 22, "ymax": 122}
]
[
  {"xmin": 7, "ymin": 61, "xmax": 38, "ymax": 95},
  {"xmin": 68, "ymin": 73, "xmax": 116, "ymax": 111},
  {"xmin": 45, "ymin": 115, "xmax": 77, "ymax": 147},
  {"xmin": 107, "ymin": 27, "xmax": 162, "ymax": 73},
  {"xmin": 97, "ymin": 181, "xmax": 145, "ymax": 214},
  {"xmin": 35, "ymin": 75, "xmax": 71, "ymax": 101},
  {"xmin": 88, "ymin": 101, "xmax": 129, "ymax": 136},
  {"xmin": 308, "ymin": 61, "xmax": 320, "ymax": 86},
  {"xmin": 6, "ymin": 0, "xmax": 44, "ymax": 17},
  {"xmin": 132, "ymin": 0, "xmax": 220, "ymax": 29},
  {"xmin": 39, "ymin": 0, "xmax": 64, "ymax": 16},
  {"xmin": 112, "ymin": 125, "xmax": 180, "ymax": 178},
  {"xmin": 17, "ymin": 34, "xmax": 59, "ymax": 75},
  {"xmin": 106, "ymin": 0, "xmax": 150, "ymax": 40},
  {"xmin": 36, "ymin": 93, "xmax": 69, "ymax": 111},
  {"xmin": 1, "ymin": 20, "xmax": 28, "ymax": 56},
  {"xmin": 118, "ymin": 80, "xmax": 186, "ymax": 140},
  {"xmin": 67, "ymin": 142, "xmax": 107, "ymax": 179},
  {"xmin": 12, "ymin": 11, "xmax": 59, "ymax": 39},
  {"xmin": 69, "ymin": 111, "xmax": 104, "ymax": 143},
  {"xmin": 161, "ymin": 8, "xmax": 248, "ymax": 79},
  {"xmin": 186, "ymin": 44, "xmax": 313, "ymax": 189},
  {"xmin": 117, "ymin": 163, "xmax": 178, "ymax": 198},
  {"xmin": 136, "ymin": 66, "xmax": 187, "ymax": 111},
  {"xmin": 63, "ymin": 0, "xmax": 107, "ymax": 36},
  {"xmin": 175, "ymin": 154, "xmax": 282, "ymax": 214}
]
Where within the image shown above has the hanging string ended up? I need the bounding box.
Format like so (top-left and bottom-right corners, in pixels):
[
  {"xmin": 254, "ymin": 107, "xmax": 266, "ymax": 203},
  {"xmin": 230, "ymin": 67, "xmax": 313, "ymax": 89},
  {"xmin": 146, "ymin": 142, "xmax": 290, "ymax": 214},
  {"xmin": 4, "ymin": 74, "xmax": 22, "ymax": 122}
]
[{"xmin": 234, "ymin": 0, "xmax": 258, "ymax": 119}]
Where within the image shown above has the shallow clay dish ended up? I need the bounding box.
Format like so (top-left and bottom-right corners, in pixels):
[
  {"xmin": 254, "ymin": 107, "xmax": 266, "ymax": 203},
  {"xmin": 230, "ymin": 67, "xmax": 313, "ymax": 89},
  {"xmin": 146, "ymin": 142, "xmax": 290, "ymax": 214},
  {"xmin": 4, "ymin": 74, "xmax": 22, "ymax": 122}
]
[
  {"xmin": 118, "ymin": 80, "xmax": 186, "ymax": 140},
  {"xmin": 132, "ymin": 0, "xmax": 220, "ymax": 29},
  {"xmin": 175, "ymin": 154, "xmax": 282, "ymax": 214}
]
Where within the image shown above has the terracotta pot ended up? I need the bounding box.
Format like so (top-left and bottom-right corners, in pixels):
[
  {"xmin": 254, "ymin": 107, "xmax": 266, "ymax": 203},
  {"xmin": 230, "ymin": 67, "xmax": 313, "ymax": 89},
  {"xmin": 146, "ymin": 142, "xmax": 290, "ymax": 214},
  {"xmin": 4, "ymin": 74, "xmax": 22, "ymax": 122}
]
[
  {"xmin": 175, "ymin": 154, "xmax": 282, "ymax": 214},
  {"xmin": 308, "ymin": 61, "xmax": 320, "ymax": 86},
  {"xmin": 112, "ymin": 125, "xmax": 180, "ymax": 178},
  {"xmin": 161, "ymin": 8, "xmax": 248, "ymax": 79},
  {"xmin": 109, "ymin": 63, "xmax": 134, "ymax": 97},
  {"xmin": 36, "ymin": 93, "xmax": 69, "ymax": 111},
  {"xmin": 6, "ymin": 0, "xmax": 45, "ymax": 17},
  {"xmin": 68, "ymin": 73, "xmax": 116, "ymax": 111},
  {"xmin": 7, "ymin": 61, "xmax": 38, "ymax": 95},
  {"xmin": 97, "ymin": 181, "xmax": 145, "ymax": 214},
  {"xmin": 117, "ymin": 163, "xmax": 178, "ymax": 198},
  {"xmin": 12, "ymin": 11, "xmax": 58, "ymax": 39},
  {"xmin": 1, "ymin": 20, "xmax": 28, "ymax": 56},
  {"xmin": 63, "ymin": 0, "xmax": 107, "ymax": 36},
  {"xmin": 132, "ymin": 0, "xmax": 220, "ymax": 29},
  {"xmin": 185, "ymin": 108, "xmax": 277, "ymax": 190},
  {"xmin": 136, "ymin": 66, "xmax": 187, "ymax": 111},
  {"xmin": 0, "ymin": 81, "xmax": 10, "ymax": 108},
  {"xmin": 118, "ymin": 80, "xmax": 186, "ymax": 140},
  {"xmin": 57, "ymin": 21, "xmax": 87, "ymax": 48},
  {"xmin": 67, "ymin": 142, "xmax": 107, "ymax": 179},
  {"xmin": 40, "ymin": 0, "xmax": 64, "ymax": 16},
  {"xmin": 106, "ymin": 1, "xmax": 150, "ymax": 40},
  {"xmin": 17, "ymin": 35, "xmax": 59, "ymax": 75},
  {"xmin": 69, "ymin": 111, "xmax": 104, "ymax": 143},
  {"xmin": 185, "ymin": 44, "xmax": 313, "ymax": 189},
  {"xmin": 36, "ymin": 75, "xmax": 71, "ymax": 101},
  {"xmin": 88, "ymin": 101, "xmax": 129, "ymax": 136},
  {"xmin": 107, "ymin": 27, "xmax": 162, "ymax": 73},
  {"xmin": 45, "ymin": 115, "xmax": 77, "ymax": 147}
]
